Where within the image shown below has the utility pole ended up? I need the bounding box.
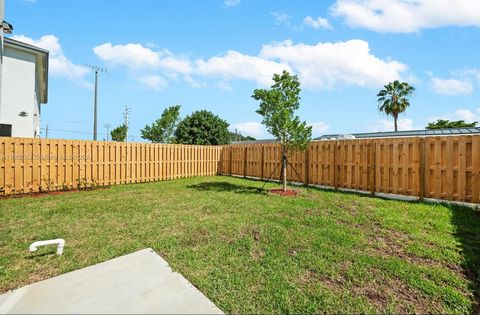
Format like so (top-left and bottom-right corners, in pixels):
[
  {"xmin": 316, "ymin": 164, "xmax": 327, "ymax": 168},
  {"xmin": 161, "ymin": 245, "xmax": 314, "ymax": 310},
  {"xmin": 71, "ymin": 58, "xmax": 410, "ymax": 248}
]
[
  {"xmin": 85, "ymin": 64, "xmax": 107, "ymax": 141},
  {"xmin": 122, "ymin": 105, "xmax": 131, "ymax": 142},
  {"xmin": 45, "ymin": 124, "xmax": 49, "ymax": 139},
  {"xmin": 104, "ymin": 123, "xmax": 110, "ymax": 141}
]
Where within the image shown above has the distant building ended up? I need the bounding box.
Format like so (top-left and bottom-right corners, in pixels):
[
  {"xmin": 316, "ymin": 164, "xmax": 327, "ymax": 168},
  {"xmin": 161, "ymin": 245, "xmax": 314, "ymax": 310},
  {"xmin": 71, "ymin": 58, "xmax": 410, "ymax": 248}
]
[
  {"xmin": 315, "ymin": 127, "xmax": 480, "ymax": 140},
  {"xmin": 0, "ymin": 37, "xmax": 48, "ymax": 138},
  {"xmin": 230, "ymin": 127, "xmax": 480, "ymax": 145}
]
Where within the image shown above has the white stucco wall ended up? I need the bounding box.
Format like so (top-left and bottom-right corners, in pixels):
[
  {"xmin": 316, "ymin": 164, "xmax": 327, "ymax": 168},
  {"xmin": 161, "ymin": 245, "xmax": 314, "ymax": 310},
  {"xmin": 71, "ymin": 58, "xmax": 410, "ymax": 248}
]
[{"xmin": 0, "ymin": 45, "xmax": 40, "ymax": 138}]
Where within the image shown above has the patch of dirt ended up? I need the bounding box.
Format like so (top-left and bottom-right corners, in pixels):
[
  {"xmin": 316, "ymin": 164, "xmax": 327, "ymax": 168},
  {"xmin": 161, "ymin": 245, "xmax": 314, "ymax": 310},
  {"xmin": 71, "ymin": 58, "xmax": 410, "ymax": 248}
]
[
  {"xmin": 305, "ymin": 208, "xmax": 334, "ymax": 216},
  {"xmin": 300, "ymin": 267, "xmax": 438, "ymax": 313},
  {"xmin": 0, "ymin": 187, "xmax": 109, "ymax": 199},
  {"xmin": 252, "ymin": 227, "xmax": 260, "ymax": 241},
  {"xmin": 350, "ymin": 276, "xmax": 436, "ymax": 313},
  {"xmin": 251, "ymin": 248, "xmax": 265, "ymax": 261},
  {"xmin": 269, "ymin": 189, "xmax": 298, "ymax": 197},
  {"xmin": 288, "ymin": 247, "xmax": 299, "ymax": 256},
  {"xmin": 356, "ymin": 221, "xmax": 468, "ymax": 280},
  {"xmin": 335, "ymin": 218, "xmax": 462, "ymax": 274}
]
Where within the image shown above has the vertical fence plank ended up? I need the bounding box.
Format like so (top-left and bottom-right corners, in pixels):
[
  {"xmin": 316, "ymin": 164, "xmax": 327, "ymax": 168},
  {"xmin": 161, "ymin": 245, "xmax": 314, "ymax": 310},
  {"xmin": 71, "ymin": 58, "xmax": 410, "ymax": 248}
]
[{"xmin": 2, "ymin": 136, "xmax": 480, "ymax": 203}]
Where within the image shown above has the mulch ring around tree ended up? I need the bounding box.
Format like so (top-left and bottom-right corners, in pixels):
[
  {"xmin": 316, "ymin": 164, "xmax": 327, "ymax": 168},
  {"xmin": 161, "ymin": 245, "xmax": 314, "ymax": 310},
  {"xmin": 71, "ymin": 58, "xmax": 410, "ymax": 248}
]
[{"xmin": 270, "ymin": 189, "xmax": 298, "ymax": 197}]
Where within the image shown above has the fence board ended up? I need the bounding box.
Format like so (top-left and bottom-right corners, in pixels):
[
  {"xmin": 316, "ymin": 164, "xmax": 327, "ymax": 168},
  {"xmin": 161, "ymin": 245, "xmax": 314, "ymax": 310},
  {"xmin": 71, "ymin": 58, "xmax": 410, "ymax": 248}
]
[
  {"xmin": 2, "ymin": 136, "xmax": 480, "ymax": 204},
  {"xmin": 221, "ymin": 135, "xmax": 480, "ymax": 204},
  {"xmin": 0, "ymin": 138, "xmax": 223, "ymax": 195}
]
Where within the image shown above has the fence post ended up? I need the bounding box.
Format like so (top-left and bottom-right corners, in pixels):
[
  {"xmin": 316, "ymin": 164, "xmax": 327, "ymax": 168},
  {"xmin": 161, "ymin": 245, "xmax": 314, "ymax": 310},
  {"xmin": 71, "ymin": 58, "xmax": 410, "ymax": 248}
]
[
  {"xmin": 261, "ymin": 146, "xmax": 265, "ymax": 180},
  {"xmin": 334, "ymin": 141, "xmax": 339, "ymax": 190},
  {"xmin": 419, "ymin": 138, "xmax": 425, "ymax": 200},
  {"xmin": 243, "ymin": 146, "xmax": 247, "ymax": 178},
  {"xmin": 370, "ymin": 141, "xmax": 376, "ymax": 196},
  {"xmin": 304, "ymin": 145, "xmax": 310, "ymax": 186},
  {"xmin": 229, "ymin": 147, "xmax": 233, "ymax": 177}
]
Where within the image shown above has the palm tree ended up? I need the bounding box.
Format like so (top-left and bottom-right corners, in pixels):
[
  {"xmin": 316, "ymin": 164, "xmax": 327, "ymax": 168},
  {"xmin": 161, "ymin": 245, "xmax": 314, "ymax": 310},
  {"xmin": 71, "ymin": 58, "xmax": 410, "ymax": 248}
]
[{"xmin": 377, "ymin": 80, "xmax": 415, "ymax": 132}]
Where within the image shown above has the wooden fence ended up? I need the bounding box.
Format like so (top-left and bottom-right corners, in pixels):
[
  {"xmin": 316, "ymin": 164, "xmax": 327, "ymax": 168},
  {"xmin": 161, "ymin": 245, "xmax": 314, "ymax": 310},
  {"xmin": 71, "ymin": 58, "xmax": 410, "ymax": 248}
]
[
  {"xmin": 2, "ymin": 135, "xmax": 480, "ymax": 203},
  {"xmin": 0, "ymin": 138, "xmax": 222, "ymax": 195},
  {"xmin": 221, "ymin": 136, "xmax": 480, "ymax": 204}
]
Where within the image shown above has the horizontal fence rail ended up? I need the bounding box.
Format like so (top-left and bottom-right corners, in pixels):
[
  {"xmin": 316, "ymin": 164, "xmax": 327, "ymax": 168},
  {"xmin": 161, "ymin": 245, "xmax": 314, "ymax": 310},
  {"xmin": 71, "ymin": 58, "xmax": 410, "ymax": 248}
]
[
  {"xmin": 221, "ymin": 135, "xmax": 480, "ymax": 204},
  {"xmin": 0, "ymin": 138, "xmax": 222, "ymax": 195}
]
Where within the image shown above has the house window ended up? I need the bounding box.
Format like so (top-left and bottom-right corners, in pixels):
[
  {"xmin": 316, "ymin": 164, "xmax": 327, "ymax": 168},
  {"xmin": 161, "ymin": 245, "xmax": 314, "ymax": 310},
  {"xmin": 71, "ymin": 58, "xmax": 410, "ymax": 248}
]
[{"xmin": 0, "ymin": 124, "xmax": 12, "ymax": 137}]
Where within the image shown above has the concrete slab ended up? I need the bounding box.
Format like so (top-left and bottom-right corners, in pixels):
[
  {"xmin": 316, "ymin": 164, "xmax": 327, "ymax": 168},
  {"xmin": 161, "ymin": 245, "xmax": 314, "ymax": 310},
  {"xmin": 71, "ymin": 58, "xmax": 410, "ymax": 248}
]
[{"xmin": 0, "ymin": 248, "xmax": 223, "ymax": 314}]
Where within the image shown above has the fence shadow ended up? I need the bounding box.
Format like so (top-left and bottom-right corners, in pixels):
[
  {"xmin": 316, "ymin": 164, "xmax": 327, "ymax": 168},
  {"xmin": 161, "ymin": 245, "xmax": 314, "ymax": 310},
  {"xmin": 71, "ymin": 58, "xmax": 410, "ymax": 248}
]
[
  {"xmin": 187, "ymin": 181, "xmax": 266, "ymax": 195},
  {"xmin": 450, "ymin": 204, "xmax": 480, "ymax": 311}
]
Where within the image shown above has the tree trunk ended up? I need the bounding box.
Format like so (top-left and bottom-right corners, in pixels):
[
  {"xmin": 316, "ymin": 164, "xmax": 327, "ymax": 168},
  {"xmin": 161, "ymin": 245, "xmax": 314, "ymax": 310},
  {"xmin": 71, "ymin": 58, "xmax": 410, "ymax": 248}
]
[
  {"xmin": 282, "ymin": 146, "xmax": 287, "ymax": 191},
  {"xmin": 394, "ymin": 114, "xmax": 398, "ymax": 132}
]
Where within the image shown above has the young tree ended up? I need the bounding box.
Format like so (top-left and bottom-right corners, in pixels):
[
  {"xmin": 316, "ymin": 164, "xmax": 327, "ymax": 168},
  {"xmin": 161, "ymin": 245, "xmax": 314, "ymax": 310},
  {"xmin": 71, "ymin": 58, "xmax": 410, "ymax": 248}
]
[
  {"xmin": 141, "ymin": 105, "xmax": 181, "ymax": 143},
  {"xmin": 377, "ymin": 80, "xmax": 415, "ymax": 132},
  {"xmin": 110, "ymin": 124, "xmax": 127, "ymax": 142},
  {"xmin": 426, "ymin": 119, "xmax": 477, "ymax": 129},
  {"xmin": 252, "ymin": 70, "xmax": 312, "ymax": 191},
  {"xmin": 174, "ymin": 110, "xmax": 230, "ymax": 145}
]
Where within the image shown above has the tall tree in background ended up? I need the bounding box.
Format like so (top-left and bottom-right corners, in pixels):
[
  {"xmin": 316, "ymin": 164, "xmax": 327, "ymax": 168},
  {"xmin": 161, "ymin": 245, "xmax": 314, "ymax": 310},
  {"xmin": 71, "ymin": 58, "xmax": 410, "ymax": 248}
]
[
  {"xmin": 110, "ymin": 124, "xmax": 127, "ymax": 142},
  {"xmin": 174, "ymin": 110, "xmax": 230, "ymax": 145},
  {"xmin": 252, "ymin": 70, "xmax": 312, "ymax": 191},
  {"xmin": 426, "ymin": 119, "xmax": 477, "ymax": 129},
  {"xmin": 141, "ymin": 105, "xmax": 181, "ymax": 143},
  {"xmin": 377, "ymin": 80, "xmax": 415, "ymax": 132}
]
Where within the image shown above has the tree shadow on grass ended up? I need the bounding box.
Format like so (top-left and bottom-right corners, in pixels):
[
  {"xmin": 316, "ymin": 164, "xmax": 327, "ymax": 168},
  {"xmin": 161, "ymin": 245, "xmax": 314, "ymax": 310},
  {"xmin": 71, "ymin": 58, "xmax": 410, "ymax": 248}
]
[
  {"xmin": 450, "ymin": 204, "xmax": 480, "ymax": 312},
  {"xmin": 187, "ymin": 181, "xmax": 266, "ymax": 195}
]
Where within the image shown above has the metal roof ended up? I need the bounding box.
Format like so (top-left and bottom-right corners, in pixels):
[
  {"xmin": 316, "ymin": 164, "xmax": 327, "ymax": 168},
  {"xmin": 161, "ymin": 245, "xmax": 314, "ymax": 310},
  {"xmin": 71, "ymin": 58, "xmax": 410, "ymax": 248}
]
[
  {"xmin": 315, "ymin": 127, "xmax": 480, "ymax": 140},
  {"xmin": 229, "ymin": 127, "xmax": 480, "ymax": 144}
]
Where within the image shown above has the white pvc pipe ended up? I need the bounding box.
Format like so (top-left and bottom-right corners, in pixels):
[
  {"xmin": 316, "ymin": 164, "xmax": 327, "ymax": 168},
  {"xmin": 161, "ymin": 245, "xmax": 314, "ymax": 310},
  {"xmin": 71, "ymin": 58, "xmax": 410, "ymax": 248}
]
[{"xmin": 29, "ymin": 239, "xmax": 65, "ymax": 255}]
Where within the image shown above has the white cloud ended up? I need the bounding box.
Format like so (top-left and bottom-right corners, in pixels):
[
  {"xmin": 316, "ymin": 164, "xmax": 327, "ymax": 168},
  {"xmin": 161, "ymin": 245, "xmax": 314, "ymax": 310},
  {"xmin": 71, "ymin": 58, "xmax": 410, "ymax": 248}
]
[
  {"xmin": 11, "ymin": 35, "xmax": 90, "ymax": 86},
  {"xmin": 184, "ymin": 75, "xmax": 207, "ymax": 88},
  {"xmin": 271, "ymin": 12, "xmax": 290, "ymax": 26},
  {"xmin": 92, "ymin": 39, "xmax": 408, "ymax": 90},
  {"xmin": 93, "ymin": 43, "xmax": 161, "ymax": 70},
  {"xmin": 196, "ymin": 50, "xmax": 291, "ymax": 86},
  {"xmin": 134, "ymin": 75, "xmax": 168, "ymax": 91},
  {"xmin": 308, "ymin": 121, "xmax": 330, "ymax": 136},
  {"xmin": 232, "ymin": 122, "xmax": 267, "ymax": 138},
  {"xmin": 224, "ymin": 0, "xmax": 240, "ymax": 7},
  {"xmin": 215, "ymin": 81, "xmax": 233, "ymax": 91},
  {"xmin": 93, "ymin": 44, "xmax": 193, "ymax": 74},
  {"xmin": 260, "ymin": 39, "xmax": 407, "ymax": 89},
  {"xmin": 158, "ymin": 53, "xmax": 192, "ymax": 74},
  {"xmin": 93, "ymin": 43, "xmax": 194, "ymax": 90},
  {"xmin": 332, "ymin": 0, "xmax": 480, "ymax": 33},
  {"xmin": 462, "ymin": 68, "xmax": 480, "ymax": 85},
  {"xmin": 453, "ymin": 108, "xmax": 480, "ymax": 123},
  {"xmin": 431, "ymin": 77, "xmax": 473, "ymax": 95},
  {"xmin": 369, "ymin": 118, "xmax": 414, "ymax": 132},
  {"xmin": 303, "ymin": 16, "xmax": 333, "ymax": 30},
  {"xmin": 428, "ymin": 108, "xmax": 480, "ymax": 125}
]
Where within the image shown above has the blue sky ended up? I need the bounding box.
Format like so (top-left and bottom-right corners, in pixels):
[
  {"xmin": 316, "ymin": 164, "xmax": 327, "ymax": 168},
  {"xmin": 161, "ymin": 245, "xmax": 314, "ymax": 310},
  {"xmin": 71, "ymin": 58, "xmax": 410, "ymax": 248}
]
[{"xmin": 7, "ymin": 0, "xmax": 480, "ymax": 140}]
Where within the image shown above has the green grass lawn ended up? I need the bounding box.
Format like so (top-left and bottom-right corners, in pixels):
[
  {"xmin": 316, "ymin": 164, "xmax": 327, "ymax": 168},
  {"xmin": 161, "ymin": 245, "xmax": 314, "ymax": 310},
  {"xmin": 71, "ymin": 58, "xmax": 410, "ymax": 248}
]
[{"xmin": 1, "ymin": 176, "xmax": 479, "ymax": 313}]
